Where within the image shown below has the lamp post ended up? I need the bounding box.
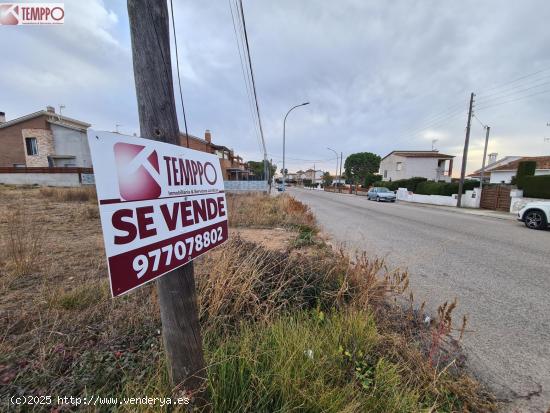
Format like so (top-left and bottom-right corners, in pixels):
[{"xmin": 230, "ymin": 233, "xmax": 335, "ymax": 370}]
[
  {"xmin": 282, "ymin": 102, "xmax": 309, "ymax": 191},
  {"xmin": 327, "ymin": 147, "xmax": 339, "ymax": 188}
]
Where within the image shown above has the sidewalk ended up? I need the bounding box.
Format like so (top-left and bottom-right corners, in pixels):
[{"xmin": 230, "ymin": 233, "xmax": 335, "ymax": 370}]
[{"xmin": 398, "ymin": 201, "xmax": 516, "ymax": 221}]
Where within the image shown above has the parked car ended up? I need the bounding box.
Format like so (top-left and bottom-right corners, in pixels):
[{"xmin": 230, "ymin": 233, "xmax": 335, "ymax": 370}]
[
  {"xmin": 517, "ymin": 202, "xmax": 550, "ymax": 230},
  {"xmin": 367, "ymin": 187, "xmax": 396, "ymax": 202},
  {"xmin": 277, "ymin": 184, "xmax": 285, "ymax": 192}
]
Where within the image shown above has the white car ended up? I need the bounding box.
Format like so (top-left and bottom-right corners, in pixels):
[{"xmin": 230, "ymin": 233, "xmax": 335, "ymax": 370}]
[{"xmin": 517, "ymin": 202, "xmax": 550, "ymax": 230}]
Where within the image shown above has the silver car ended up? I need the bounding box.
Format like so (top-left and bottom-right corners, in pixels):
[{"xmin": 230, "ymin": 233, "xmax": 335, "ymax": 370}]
[{"xmin": 367, "ymin": 187, "xmax": 396, "ymax": 202}]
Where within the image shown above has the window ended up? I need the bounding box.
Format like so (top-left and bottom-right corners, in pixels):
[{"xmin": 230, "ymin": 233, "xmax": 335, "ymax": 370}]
[
  {"xmin": 25, "ymin": 137, "xmax": 38, "ymax": 156},
  {"xmin": 383, "ymin": 170, "xmax": 387, "ymax": 178},
  {"xmin": 396, "ymin": 162, "xmax": 402, "ymax": 171}
]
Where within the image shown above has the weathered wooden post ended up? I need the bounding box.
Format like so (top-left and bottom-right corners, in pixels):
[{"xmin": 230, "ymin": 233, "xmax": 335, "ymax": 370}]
[{"xmin": 126, "ymin": 0, "xmax": 206, "ymax": 403}]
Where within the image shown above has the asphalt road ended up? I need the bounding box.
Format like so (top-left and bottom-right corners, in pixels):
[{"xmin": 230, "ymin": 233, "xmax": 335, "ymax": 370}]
[{"xmin": 289, "ymin": 188, "xmax": 550, "ymax": 413}]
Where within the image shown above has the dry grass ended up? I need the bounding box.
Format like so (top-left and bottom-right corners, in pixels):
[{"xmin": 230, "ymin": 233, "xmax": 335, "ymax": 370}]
[
  {"xmin": 227, "ymin": 193, "xmax": 316, "ymax": 229},
  {"xmin": 1, "ymin": 206, "xmax": 45, "ymax": 278},
  {"xmin": 39, "ymin": 186, "xmax": 97, "ymax": 203},
  {"xmin": 0, "ymin": 188, "xmax": 496, "ymax": 412}
]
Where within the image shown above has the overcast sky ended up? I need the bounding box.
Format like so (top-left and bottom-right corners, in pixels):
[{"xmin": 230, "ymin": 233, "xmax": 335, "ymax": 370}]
[{"xmin": 2, "ymin": 0, "xmax": 550, "ymax": 175}]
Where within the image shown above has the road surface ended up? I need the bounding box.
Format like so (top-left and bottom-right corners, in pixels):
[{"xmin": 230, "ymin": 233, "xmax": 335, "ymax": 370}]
[{"xmin": 290, "ymin": 188, "xmax": 550, "ymax": 413}]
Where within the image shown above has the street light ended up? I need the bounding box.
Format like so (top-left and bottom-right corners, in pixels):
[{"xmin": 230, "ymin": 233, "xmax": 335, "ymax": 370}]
[
  {"xmin": 282, "ymin": 102, "xmax": 309, "ymax": 191},
  {"xmin": 327, "ymin": 147, "xmax": 339, "ymax": 187}
]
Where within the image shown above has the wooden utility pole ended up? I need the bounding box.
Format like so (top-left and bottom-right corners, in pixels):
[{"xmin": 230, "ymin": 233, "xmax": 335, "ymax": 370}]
[
  {"xmin": 457, "ymin": 92, "xmax": 475, "ymax": 207},
  {"xmin": 127, "ymin": 0, "xmax": 206, "ymax": 403}
]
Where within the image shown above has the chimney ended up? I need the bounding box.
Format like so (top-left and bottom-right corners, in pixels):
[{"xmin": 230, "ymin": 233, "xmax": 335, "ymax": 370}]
[
  {"xmin": 205, "ymin": 129, "xmax": 212, "ymax": 144},
  {"xmin": 488, "ymin": 153, "xmax": 498, "ymax": 164},
  {"xmin": 0, "ymin": 111, "xmax": 5, "ymax": 124},
  {"xmin": 46, "ymin": 106, "xmax": 55, "ymax": 113}
]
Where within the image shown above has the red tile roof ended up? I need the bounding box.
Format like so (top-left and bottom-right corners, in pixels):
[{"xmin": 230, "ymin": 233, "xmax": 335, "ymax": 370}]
[{"xmin": 491, "ymin": 156, "xmax": 550, "ymax": 171}]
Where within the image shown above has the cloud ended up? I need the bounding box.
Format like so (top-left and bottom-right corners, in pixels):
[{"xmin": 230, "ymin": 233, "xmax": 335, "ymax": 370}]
[{"xmin": 2, "ymin": 0, "xmax": 550, "ymax": 173}]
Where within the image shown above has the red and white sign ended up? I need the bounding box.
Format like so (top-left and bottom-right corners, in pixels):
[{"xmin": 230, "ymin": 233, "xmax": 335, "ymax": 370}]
[
  {"xmin": 0, "ymin": 3, "xmax": 64, "ymax": 25},
  {"xmin": 88, "ymin": 131, "xmax": 228, "ymax": 297}
]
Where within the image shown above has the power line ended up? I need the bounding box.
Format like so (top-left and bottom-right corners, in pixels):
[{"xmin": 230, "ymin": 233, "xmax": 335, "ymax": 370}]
[
  {"xmin": 237, "ymin": 0, "xmax": 267, "ymax": 159},
  {"xmin": 476, "ymin": 79, "xmax": 550, "ymax": 105},
  {"xmin": 228, "ymin": 0, "xmax": 263, "ymax": 155},
  {"xmin": 477, "ymin": 67, "xmax": 550, "ymax": 95},
  {"xmin": 476, "ymin": 88, "xmax": 550, "ymax": 111},
  {"xmin": 169, "ymin": 0, "xmax": 190, "ymax": 147}
]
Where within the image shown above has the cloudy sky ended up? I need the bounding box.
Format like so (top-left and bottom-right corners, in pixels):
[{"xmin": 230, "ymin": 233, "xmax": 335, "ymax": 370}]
[{"xmin": 2, "ymin": 0, "xmax": 550, "ymax": 175}]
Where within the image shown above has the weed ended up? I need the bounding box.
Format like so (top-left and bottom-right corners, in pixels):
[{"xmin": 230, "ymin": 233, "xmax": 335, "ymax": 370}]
[
  {"xmin": 1, "ymin": 205, "xmax": 44, "ymax": 277},
  {"xmin": 39, "ymin": 186, "xmax": 97, "ymax": 203}
]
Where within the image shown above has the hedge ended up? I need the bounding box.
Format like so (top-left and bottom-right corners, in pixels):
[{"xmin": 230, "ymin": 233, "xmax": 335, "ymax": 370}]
[
  {"xmin": 415, "ymin": 180, "xmax": 479, "ymax": 196},
  {"xmin": 370, "ymin": 177, "xmax": 427, "ymax": 192},
  {"xmin": 523, "ymin": 175, "xmax": 550, "ymax": 199},
  {"xmin": 516, "ymin": 161, "xmax": 537, "ymax": 189}
]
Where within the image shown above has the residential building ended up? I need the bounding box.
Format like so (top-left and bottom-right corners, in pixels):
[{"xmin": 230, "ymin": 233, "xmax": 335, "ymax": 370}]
[
  {"xmin": 468, "ymin": 154, "xmax": 523, "ymax": 182},
  {"xmin": 379, "ymin": 150, "xmax": 454, "ymax": 182},
  {"xmin": 303, "ymin": 168, "xmax": 325, "ymax": 183},
  {"xmin": 481, "ymin": 156, "xmax": 550, "ymax": 184},
  {"xmin": 179, "ymin": 129, "xmax": 251, "ymax": 181},
  {"xmin": 0, "ymin": 107, "xmax": 91, "ymax": 167}
]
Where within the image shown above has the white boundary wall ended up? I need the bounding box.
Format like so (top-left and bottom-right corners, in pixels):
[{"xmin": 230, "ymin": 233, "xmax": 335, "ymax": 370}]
[
  {"xmin": 0, "ymin": 172, "xmax": 84, "ymax": 187},
  {"xmin": 509, "ymin": 189, "xmax": 550, "ymax": 213},
  {"xmin": 224, "ymin": 180, "xmax": 268, "ymax": 193},
  {"xmin": 396, "ymin": 187, "xmax": 480, "ymax": 208}
]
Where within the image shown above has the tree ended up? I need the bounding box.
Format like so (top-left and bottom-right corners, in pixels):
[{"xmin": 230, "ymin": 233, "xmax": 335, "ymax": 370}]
[
  {"xmin": 344, "ymin": 152, "xmax": 381, "ymax": 183},
  {"xmin": 363, "ymin": 173, "xmax": 382, "ymax": 188},
  {"xmin": 322, "ymin": 172, "xmax": 333, "ymax": 186},
  {"xmin": 247, "ymin": 160, "xmax": 277, "ymax": 179}
]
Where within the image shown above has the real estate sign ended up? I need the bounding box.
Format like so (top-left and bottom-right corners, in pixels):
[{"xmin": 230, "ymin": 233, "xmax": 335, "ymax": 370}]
[{"xmin": 88, "ymin": 130, "xmax": 228, "ymax": 297}]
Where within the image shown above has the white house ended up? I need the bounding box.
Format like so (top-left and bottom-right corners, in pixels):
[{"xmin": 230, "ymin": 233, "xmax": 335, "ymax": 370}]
[
  {"xmin": 379, "ymin": 150, "xmax": 454, "ymax": 182},
  {"xmin": 482, "ymin": 156, "xmax": 550, "ymax": 184},
  {"xmin": 468, "ymin": 154, "xmax": 523, "ymax": 182}
]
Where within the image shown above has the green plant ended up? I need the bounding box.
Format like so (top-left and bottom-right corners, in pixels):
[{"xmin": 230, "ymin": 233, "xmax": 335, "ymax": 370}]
[
  {"xmin": 293, "ymin": 225, "xmax": 316, "ymax": 247},
  {"xmin": 416, "ymin": 180, "xmax": 479, "ymax": 196},
  {"xmin": 522, "ymin": 175, "xmax": 550, "ymax": 199},
  {"xmin": 344, "ymin": 152, "xmax": 381, "ymax": 183},
  {"xmin": 515, "ymin": 161, "xmax": 537, "ymax": 189},
  {"xmin": 363, "ymin": 173, "xmax": 382, "ymax": 188}
]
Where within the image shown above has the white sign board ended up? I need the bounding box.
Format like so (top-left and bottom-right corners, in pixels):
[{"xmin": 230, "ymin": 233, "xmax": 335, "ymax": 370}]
[{"xmin": 88, "ymin": 130, "xmax": 228, "ymax": 297}]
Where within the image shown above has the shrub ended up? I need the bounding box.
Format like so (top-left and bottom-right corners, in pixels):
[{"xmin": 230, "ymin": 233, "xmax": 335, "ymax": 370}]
[
  {"xmin": 515, "ymin": 161, "xmax": 537, "ymax": 189},
  {"xmin": 523, "ymin": 175, "xmax": 550, "ymax": 199},
  {"xmin": 416, "ymin": 180, "xmax": 479, "ymax": 196},
  {"xmin": 363, "ymin": 174, "xmax": 382, "ymax": 188},
  {"xmin": 371, "ymin": 177, "xmax": 428, "ymax": 192}
]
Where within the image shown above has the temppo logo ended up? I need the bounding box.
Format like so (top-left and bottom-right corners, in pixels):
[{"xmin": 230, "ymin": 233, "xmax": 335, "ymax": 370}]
[
  {"xmin": 0, "ymin": 3, "xmax": 64, "ymax": 25},
  {"xmin": 114, "ymin": 142, "xmax": 162, "ymax": 201}
]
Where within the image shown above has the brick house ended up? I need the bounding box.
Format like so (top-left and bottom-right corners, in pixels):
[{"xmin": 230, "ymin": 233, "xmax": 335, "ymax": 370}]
[
  {"xmin": 0, "ymin": 107, "xmax": 91, "ymax": 167},
  {"xmin": 179, "ymin": 129, "xmax": 251, "ymax": 181}
]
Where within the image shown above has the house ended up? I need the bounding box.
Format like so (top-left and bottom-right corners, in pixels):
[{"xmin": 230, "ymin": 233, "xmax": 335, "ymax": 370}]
[
  {"xmin": 303, "ymin": 168, "xmax": 325, "ymax": 183},
  {"xmin": 0, "ymin": 107, "xmax": 91, "ymax": 167},
  {"xmin": 481, "ymin": 156, "xmax": 550, "ymax": 184},
  {"xmin": 468, "ymin": 154, "xmax": 523, "ymax": 182},
  {"xmin": 179, "ymin": 129, "xmax": 251, "ymax": 181},
  {"xmin": 379, "ymin": 150, "xmax": 454, "ymax": 182}
]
